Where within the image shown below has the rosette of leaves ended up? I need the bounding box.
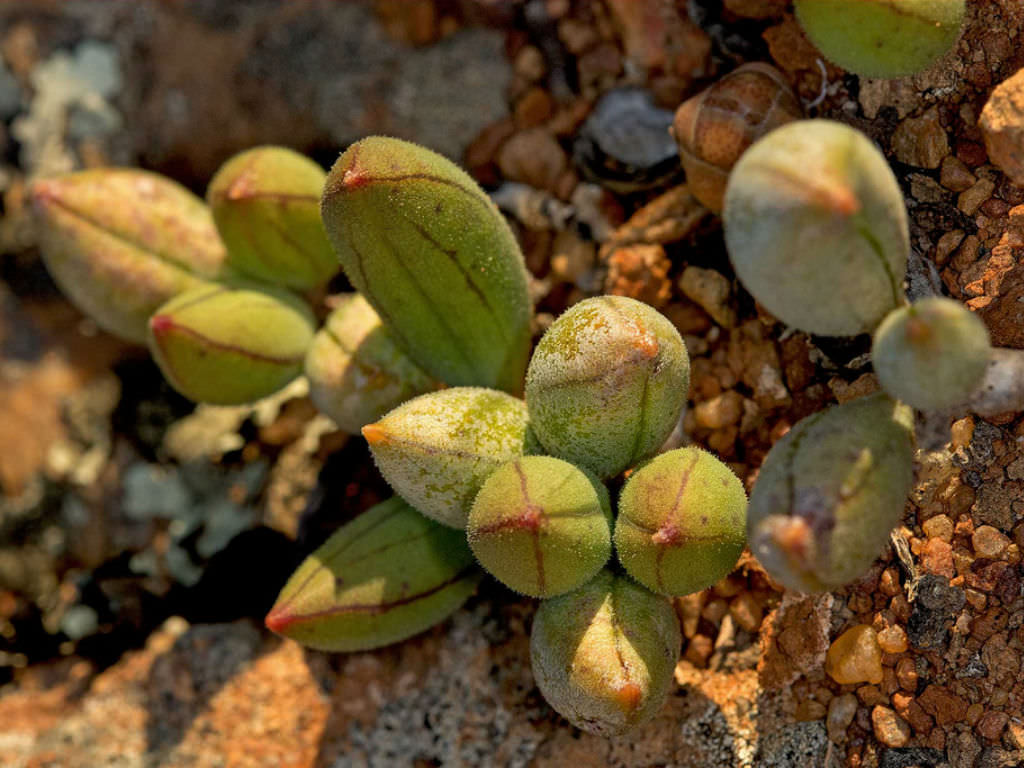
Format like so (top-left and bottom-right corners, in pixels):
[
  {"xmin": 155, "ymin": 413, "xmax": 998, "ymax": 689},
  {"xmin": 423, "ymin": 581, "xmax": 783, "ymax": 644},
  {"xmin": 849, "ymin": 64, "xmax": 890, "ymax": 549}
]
[{"xmin": 33, "ymin": 135, "xmax": 768, "ymax": 736}]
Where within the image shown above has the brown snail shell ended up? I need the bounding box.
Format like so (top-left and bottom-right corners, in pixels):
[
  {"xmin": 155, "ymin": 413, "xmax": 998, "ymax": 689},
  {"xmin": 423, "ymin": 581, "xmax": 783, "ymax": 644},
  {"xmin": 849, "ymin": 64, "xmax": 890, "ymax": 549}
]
[{"xmin": 672, "ymin": 63, "xmax": 802, "ymax": 213}]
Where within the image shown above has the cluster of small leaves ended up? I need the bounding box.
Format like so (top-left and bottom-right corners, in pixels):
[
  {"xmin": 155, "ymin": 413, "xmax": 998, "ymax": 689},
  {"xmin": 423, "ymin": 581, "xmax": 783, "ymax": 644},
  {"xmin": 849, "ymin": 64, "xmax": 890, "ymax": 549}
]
[
  {"xmin": 30, "ymin": 102, "xmax": 990, "ymax": 735},
  {"xmin": 300, "ymin": 139, "xmax": 748, "ymax": 736},
  {"xmin": 30, "ymin": 136, "xmax": 749, "ymax": 737},
  {"xmin": 723, "ymin": 118, "xmax": 991, "ymax": 592},
  {"xmin": 346, "ymin": 289, "xmax": 751, "ymax": 736}
]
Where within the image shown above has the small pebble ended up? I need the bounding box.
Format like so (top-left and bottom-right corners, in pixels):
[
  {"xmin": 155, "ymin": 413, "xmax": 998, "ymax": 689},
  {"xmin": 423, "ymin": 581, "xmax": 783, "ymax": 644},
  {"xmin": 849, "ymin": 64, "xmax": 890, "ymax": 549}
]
[
  {"xmin": 604, "ymin": 243, "xmax": 672, "ymax": 307},
  {"xmin": 795, "ymin": 698, "xmax": 827, "ymax": 721},
  {"xmin": 921, "ymin": 538, "xmax": 955, "ymax": 578},
  {"xmin": 918, "ymin": 684, "xmax": 968, "ymax": 725},
  {"xmin": 826, "ymin": 693, "xmax": 858, "ymax": 742},
  {"xmin": 878, "ymin": 567, "xmax": 901, "ymax": 597},
  {"xmin": 876, "ymin": 625, "xmax": 908, "ymax": 654},
  {"xmin": 497, "ymin": 127, "xmax": 568, "ymax": 193},
  {"xmin": 676, "ymin": 592, "xmax": 705, "ymax": 638},
  {"xmin": 825, "ymin": 625, "xmax": 884, "ymax": 685},
  {"xmin": 977, "ymin": 710, "xmax": 1008, "ymax": 741},
  {"xmin": 980, "ymin": 67, "xmax": 1024, "ymax": 186},
  {"xmin": 972, "ymin": 525, "xmax": 1011, "ymax": 559},
  {"xmin": 857, "ymin": 685, "xmax": 888, "ymax": 707},
  {"xmin": 729, "ymin": 591, "xmax": 763, "ymax": 632},
  {"xmin": 966, "ymin": 702, "xmax": 986, "ymax": 726},
  {"xmin": 1004, "ymin": 718, "xmax": 1024, "ymax": 750},
  {"xmin": 701, "ymin": 598, "xmax": 729, "ymax": 624},
  {"xmin": 891, "ymin": 107, "xmax": 948, "ymax": 169},
  {"xmin": 514, "ymin": 45, "xmax": 546, "ymax": 81},
  {"xmin": 895, "ymin": 656, "xmax": 918, "ymax": 691},
  {"xmin": 934, "ymin": 229, "xmax": 965, "ymax": 265},
  {"xmin": 963, "ymin": 588, "xmax": 987, "ymax": 610},
  {"xmin": 549, "ymin": 229, "xmax": 595, "ymax": 285},
  {"xmin": 958, "ymin": 178, "xmax": 996, "ymax": 216},
  {"xmin": 694, "ymin": 391, "xmax": 743, "ymax": 430},
  {"xmin": 871, "ymin": 705, "xmax": 911, "ymax": 748},
  {"xmin": 922, "ymin": 514, "xmax": 954, "ymax": 543},
  {"xmin": 685, "ymin": 634, "xmax": 713, "ymax": 667},
  {"xmin": 939, "ymin": 155, "xmax": 977, "ymax": 192},
  {"xmin": 678, "ymin": 266, "xmax": 736, "ymax": 328},
  {"xmin": 950, "ymin": 415, "xmax": 974, "ymax": 448}
]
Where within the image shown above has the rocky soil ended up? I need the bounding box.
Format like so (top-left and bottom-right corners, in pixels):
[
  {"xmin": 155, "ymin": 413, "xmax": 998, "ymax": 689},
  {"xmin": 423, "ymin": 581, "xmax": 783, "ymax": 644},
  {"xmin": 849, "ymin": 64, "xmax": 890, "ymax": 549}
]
[{"xmin": 1, "ymin": 1, "xmax": 1023, "ymax": 766}]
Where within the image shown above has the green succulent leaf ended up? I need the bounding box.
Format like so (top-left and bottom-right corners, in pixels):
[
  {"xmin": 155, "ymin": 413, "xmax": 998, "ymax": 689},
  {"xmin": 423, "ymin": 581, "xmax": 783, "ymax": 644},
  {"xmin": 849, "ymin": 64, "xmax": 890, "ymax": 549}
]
[
  {"xmin": 530, "ymin": 570, "xmax": 681, "ymax": 737},
  {"xmin": 795, "ymin": 0, "xmax": 965, "ymax": 79},
  {"xmin": 306, "ymin": 294, "xmax": 439, "ymax": 434},
  {"xmin": 148, "ymin": 284, "xmax": 315, "ymax": 405},
  {"xmin": 525, "ymin": 296, "xmax": 690, "ymax": 479},
  {"xmin": 321, "ymin": 136, "xmax": 532, "ymax": 392},
  {"xmin": 872, "ymin": 297, "xmax": 991, "ymax": 411},
  {"xmin": 208, "ymin": 146, "xmax": 337, "ymax": 290},
  {"xmin": 266, "ymin": 497, "xmax": 481, "ymax": 652},
  {"xmin": 363, "ymin": 387, "xmax": 531, "ymax": 529},
  {"xmin": 724, "ymin": 120, "xmax": 909, "ymax": 336},
  {"xmin": 747, "ymin": 393, "xmax": 915, "ymax": 592},
  {"xmin": 29, "ymin": 169, "xmax": 229, "ymax": 343},
  {"xmin": 467, "ymin": 456, "xmax": 612, "ymax": 598},
  {"xmin": 615, "ymin": 447, "xmax": 747, "ymax": 597}
]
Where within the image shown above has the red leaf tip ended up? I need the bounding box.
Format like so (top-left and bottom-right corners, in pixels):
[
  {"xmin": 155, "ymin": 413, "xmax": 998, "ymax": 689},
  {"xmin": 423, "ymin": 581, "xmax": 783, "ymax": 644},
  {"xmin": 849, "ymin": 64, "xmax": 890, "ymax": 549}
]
[
  {"xmin": 149, "ymin": 314, "xmax": 175, "ymax": 336},
  {"xmin": 264, "ymin": 605, "xmax": 297, "ymax": 635},
  {"xmin": 341, "ymin": 168, "xmax": 370, "ymax": 190}
]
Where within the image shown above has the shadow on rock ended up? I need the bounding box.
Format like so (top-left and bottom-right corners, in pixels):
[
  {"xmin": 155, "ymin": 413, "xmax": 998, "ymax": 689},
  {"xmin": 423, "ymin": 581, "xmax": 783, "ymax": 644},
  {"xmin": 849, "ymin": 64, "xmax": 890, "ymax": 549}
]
[{"xmin": 143, "ymin": 622, "xmax": 268, "ymax": 759}]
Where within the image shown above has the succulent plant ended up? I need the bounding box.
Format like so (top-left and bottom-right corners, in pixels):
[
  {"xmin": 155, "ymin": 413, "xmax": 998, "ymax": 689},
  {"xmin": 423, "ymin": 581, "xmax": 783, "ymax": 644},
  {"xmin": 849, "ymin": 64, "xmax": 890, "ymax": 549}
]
[
  {"xmin": 724, "ymin": 119, "xmax": 909, "ymax": 337},
  {"xmin": 305, "ymin": 293, "xmax": 439, "ymax": 433},
  {"xmin": 530, "ymin": 570, "xmax": 681, "ymax": 736},
  {"xmin": 265, "ymin": 497, "xmax": 481, "ymax": 652},
  {"xmin": 34, "ymin": 120, "xmax": 983, "ymax": 737},
  {"xmin": 321, "ymin": 136, "xmax": 533, "ymax": 392},
  {"xmin": 615, "ymin": 447, "xmax": 747, "ymax": 597},
  {"xmin": 28, "ymin": 169, "xmax": 229, "ymax": 344},
  {"xmin": 747, "ymin": 393, "xmax": 915, "ymax": 592},
  {"xmin": 672, "ymin": 63, "xmax": 803, "ymax": 214},
  {"xmin": 208, "ymin": 145, "xmax": 338, "ymax": 291},
  {"xmin": 467, "ymin": 456, "xmax": 612, "ymax": 598},
  {"xmin": 148, "ymin": 283, "xmax": 316, "ymax": 405},
  {"xmin": 872, "ymin": 296, "xmax": 991, "ymax": 412},
  {"xmin": 525, "ymin": 295, "xmax": 691, "ymax": 479},
  {"xmin": 795, "ymin": 0, "xmax": 965, "ymax": 79},
  {"xmin": 363, "ymin": 387, "xmax": 532, "ymax": 529}
]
